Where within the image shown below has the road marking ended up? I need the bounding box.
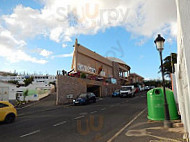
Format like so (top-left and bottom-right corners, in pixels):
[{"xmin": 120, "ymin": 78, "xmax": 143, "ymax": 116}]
[
  {"xmin": 90, "ymin": 111, "xmax": 97, "ymax": 114},
  {"xmin": 53, "ymin": 121, "xmax": 66, "ymax": 127},
  {"xmin": 74, "ymin": 115, "xmax": 84, "ymax": 120},
  {"xmin": 20, "ymin": 130, "xmax": 40, "ymax": 138},
  {"xmin": 101, "ymin": 108, "xmax": 106, "ymax": 111},
  {"xmin": 107, "ymin": 108, "xmax": 147, "ymax": 142}
]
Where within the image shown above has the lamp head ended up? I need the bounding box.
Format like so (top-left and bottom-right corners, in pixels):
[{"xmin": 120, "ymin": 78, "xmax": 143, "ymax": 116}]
[{"xmin": 154, "ymin": 34, "xmax": 165, "ymax": 52}]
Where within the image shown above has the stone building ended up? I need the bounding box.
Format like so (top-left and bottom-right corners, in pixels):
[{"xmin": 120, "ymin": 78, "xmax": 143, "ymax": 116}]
[
  {"xmin": 126, "ymin": 73, "xmax": 144, "ymax": 85},
  {"xmin": 56, "ymin": 39, "xmax": 131, "ymax": 104}
]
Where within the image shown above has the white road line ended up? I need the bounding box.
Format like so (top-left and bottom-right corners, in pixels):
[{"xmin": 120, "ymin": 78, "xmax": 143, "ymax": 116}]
[
  {"xmin": 90, "ymin": 111, "xmax": 97, "ymax": 114},
  {"xmin": 20, "ymin": 130, "xmax": 40, "ymax": 138},
  {"xmin": 74, "ymin": 115, "xmax": 84, "ymax": 120},
  {"xmin": 53, "ymin": 121, "xmax": 66, "ymax": 127},
  {"xmin": 101, "ymin": 108, "xmax": 106, "ymax": 111},
  {"xmin": 107, "ymin": 108, "xmax": 147, "ymax": 142}
]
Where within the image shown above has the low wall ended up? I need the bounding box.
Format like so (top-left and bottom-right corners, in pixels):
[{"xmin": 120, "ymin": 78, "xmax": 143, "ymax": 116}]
[{"xmin": 56, "ymin": 75, "xmax": 120, "ymax": 105}]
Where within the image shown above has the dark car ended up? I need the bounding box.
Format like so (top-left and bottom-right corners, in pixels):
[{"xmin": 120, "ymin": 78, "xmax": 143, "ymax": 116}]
[{"xmin": 73, "ymin": 92, "xmax": 96, "ymax": 105}]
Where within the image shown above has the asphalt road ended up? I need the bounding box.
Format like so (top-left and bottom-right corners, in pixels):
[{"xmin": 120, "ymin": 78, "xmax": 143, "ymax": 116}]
[{"xmin": 0, "ymin": 92, "xmax": 147, "ymax": 142}]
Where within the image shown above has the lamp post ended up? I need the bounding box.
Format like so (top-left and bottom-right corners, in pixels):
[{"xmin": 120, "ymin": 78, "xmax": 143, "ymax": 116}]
[{"xmin": 154, "ymin": 34, "xmax": 172, "ymax": 128}]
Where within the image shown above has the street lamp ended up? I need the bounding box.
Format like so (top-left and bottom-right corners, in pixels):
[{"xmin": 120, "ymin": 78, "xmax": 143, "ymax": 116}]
[{"xmin": 154, "ymin": 34, "xmax": 172, "ymax": 128}]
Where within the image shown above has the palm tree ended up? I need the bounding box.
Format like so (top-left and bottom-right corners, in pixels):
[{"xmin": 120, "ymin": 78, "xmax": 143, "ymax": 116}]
[
  {"xmin": 23, "ymin": 89, "xmax": 29, "ymax": 103},
  {"xmin": 159, "ymin": 53, "xmax": 177, "ymax": 77}
]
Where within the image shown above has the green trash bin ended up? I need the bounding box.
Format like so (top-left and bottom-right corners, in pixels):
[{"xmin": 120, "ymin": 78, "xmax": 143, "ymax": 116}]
[{"xmin": 147, "ymin": 87, "xmax": 179, "ymax": 120}]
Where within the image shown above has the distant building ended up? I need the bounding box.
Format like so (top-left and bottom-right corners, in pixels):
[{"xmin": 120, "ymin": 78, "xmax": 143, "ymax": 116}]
[
  {"xmin": 0, "ymin": 75, "xmax": 56, "ymax": 103},
  {"xmin": 0, "ymin": 75, "xmax": 56, "ymax": 85},
  {"xmin": 126, "ymin": 73, "xmax": 144, "ymax": 84}
]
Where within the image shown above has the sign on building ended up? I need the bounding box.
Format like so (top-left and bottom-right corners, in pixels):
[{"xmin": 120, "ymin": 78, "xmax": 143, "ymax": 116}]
[{"xmin": 77, "ymin": 63, "xmax": 96, "ymax": 74}]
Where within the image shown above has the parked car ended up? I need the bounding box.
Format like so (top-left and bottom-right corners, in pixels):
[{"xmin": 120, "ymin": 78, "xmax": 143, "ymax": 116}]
[
  {"xmin": 120, "ymin": 85, "xmax": 136, "ymax": 97},
  {"xmin": 144, "ymin": 86, "xmax": 150, "ymax": 91},
  {"xmin": 138, "ymin": 85, "xmax": 144, "ymax": 91},
  {"xmin": 150, "ymin": 86, "xmax": 155, "ymax": 89},
  {"xmin": 0, "ymin": 101, "xmax": 17, "ymax": 123},
  {"xmin": 73, "ymin": 92, "xmax": 96, "ymax": 105},
  {"xmin": 112, "ymin": 89, "xmax": 120, "ymax": 97}
]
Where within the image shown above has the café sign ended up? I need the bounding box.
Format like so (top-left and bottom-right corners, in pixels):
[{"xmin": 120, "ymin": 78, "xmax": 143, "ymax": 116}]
[{"xmin": 77, "ymin": 64, "xmax": 96, "ymax": 74}]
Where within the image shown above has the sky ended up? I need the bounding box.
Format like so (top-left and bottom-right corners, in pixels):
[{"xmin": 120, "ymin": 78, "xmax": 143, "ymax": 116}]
[{"xmin": 0, "ymin": 0, "xmax": 177, "ymax": 79}]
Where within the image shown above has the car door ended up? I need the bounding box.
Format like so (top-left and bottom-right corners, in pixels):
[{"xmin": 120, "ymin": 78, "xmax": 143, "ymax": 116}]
[{"xmin": 0, "ymin": 103, "xmax": 9, "ymax": 121}]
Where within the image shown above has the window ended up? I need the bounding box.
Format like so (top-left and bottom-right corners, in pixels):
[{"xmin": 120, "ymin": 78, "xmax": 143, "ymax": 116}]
[{"xmin": 0, "ymin": 103, "xmax": 9, "ymax": 108}]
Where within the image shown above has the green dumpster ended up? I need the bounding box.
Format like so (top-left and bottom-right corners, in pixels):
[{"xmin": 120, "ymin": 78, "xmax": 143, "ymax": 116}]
[{"xmin": 147, "ymin": 87, "xmax": 179, "ymax": 120}]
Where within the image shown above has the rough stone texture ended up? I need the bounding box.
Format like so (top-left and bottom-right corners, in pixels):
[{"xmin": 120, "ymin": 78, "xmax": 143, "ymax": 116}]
[
  {"xmin": 56, "ymin": 75, "xmax": 120, "ymax": 105},
  {"xmin": 112, "ymin": 62, "xmax": 120, "ymax": 85}
]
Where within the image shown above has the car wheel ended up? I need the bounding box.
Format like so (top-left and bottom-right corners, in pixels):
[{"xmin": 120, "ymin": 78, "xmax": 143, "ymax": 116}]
[
  {"xmin": 5, "ymin": 114, "xmax": 15, "ymax": 123},
  {"xmin": 93, "ymin": 99, "xmax": 96, "ymax": 103}
]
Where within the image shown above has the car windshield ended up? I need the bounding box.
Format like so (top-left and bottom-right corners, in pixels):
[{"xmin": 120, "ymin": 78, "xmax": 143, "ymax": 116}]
[
  {"xmin": 115, "ymin": 89, "xmax": 120, "ymax": 92},
  {"xmin": 79, "ymin": 93, "xmax": 87, "ymax": 98},
  {"xmin": 121, "ymin": 87, "xmax": 131, "ymax": 91}
]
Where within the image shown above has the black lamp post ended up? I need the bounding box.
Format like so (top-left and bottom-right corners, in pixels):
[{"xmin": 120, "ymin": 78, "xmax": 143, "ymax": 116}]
[{"xmin": 154, "ymin": 34, "xmax": 172, "ymax": 128}]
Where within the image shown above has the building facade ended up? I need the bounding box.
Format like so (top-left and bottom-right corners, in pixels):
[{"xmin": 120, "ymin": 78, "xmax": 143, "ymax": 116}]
[
  {"xmin": 56, "ymin": 39, "xmax": 131, "ymax": 104},
  {"xmin": 0, "ymin": 81, "xmax": 17, "ymax": 101},
  {"xmin": 126, "ymin": 73, "xmax": 144, "ymax": 85},
  {"xmin": 175, "ymin": 0, "xmax": 190, "ymax": 140}
]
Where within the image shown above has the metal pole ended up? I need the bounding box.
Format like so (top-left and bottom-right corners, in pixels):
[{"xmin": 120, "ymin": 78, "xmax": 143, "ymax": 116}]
[
  {"xmin": 159, "ymin": 51, "xmax": 172, "ymax": 128},
  {"xmin": 171, "ymin": 53, "xmax": 173, "ymax": 73}
]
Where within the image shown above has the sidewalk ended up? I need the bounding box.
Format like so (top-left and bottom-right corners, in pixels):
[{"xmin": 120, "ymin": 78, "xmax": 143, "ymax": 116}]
[{"xmin": 109, "ymin": 108, "xmax": 184, "ymax": 142}]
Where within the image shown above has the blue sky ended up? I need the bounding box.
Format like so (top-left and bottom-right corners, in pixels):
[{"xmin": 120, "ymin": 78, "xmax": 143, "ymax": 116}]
[{"xmin": 0, "ymin": 0, "xmax": 177, "ymax": 79}]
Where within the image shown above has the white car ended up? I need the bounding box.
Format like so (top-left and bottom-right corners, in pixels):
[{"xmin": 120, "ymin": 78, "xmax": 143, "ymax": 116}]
[
  {"xmin": 144, "ymin": 86, "xmax": 150, "ymax": 91},
  {"xmin": 120, "ymin": 85, "xmax": 136, "ymax": 97}
]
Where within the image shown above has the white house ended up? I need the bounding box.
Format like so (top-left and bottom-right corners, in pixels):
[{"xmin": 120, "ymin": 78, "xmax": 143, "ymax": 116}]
[
  {"xmin": 0, "ymin": 81, "xmax": 17, "ymax": 101},
  {"xmin": 175, "ymin": 0, "xmax": 190, "ymax": 140}
]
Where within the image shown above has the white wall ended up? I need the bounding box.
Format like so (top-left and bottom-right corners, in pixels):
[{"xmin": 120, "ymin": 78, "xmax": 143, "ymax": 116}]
[
  {"xmin": 175, "ymin": 0, "xmax": 190, "ymax": 140},
  {"xmin": 0, "ymin": 82, "xmax": 17, "ymax": 101}
]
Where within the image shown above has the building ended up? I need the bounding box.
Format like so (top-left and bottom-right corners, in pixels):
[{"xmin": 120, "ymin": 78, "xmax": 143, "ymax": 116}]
[
  {"xmin": 0, "ymin": 81, "xmax": 17, "ymax": 101},
  {"xmin": 71, "ymin": 39, "xmax": 130, "ymax": 85},
  {"xmin": 175, "ymin": 0, "xmax": 190, "ymax": 140},
  {"xmin": 0, "ymin": 76, "xmax": 55, "ymax": 103},
  {"xmin": 0, "ymin": 75, "xmax": 56, "ymax": 85},
  {"xmin": 126, "ymin": 73, "xmax": 144, "ymax": 84},
  {"xmin": 56, "ymin": 39, "xmax": 131, "ymax": 104}
]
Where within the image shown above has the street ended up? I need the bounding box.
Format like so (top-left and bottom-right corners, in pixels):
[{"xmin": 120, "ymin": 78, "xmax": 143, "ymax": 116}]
[{"xmin": 0, "ymin": 92, "xmax": 147, "ymax": 142}]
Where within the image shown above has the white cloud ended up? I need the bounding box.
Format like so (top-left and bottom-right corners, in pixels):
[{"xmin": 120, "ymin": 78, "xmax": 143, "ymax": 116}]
[
  {"xmin": 0, "ymin": 26, "xmax": 47, "ymax": 64},
  {"xmin": 62, "ymin": 43, "xmax": 67, "ymax": 48},
  {"xmin": 39, "ymin": 49, "xmax": 53, "ymax": 57},
  {"xmin": 51, "ymin": 52, "xmax": 73, "ymax": 59},
  {"xmin": 0, "ymin": 0, "xmax": 177, "ymax": 65},
  {"xmin": 1, "ymin": 0, "xmax": 177, "ymax": 45}
]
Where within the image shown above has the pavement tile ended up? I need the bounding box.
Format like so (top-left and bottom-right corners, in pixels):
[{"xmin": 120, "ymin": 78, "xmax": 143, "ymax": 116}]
[{"xmin": 112, "ymin": 109, "xmax": 184, "ymax": 142}]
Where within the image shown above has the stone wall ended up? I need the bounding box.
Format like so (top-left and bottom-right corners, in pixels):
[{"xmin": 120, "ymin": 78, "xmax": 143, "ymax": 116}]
[
  {"xmin": 56, "ymin": 75, "xmax": 120, "ymax": 105},
  {"xmin": 112, "ymin": 62, "xmax": 120, "ymax": 85}
]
